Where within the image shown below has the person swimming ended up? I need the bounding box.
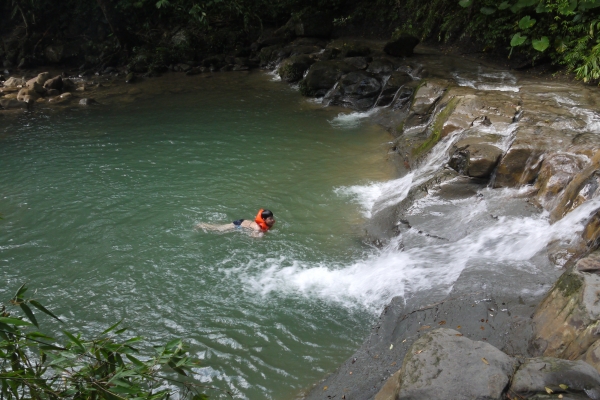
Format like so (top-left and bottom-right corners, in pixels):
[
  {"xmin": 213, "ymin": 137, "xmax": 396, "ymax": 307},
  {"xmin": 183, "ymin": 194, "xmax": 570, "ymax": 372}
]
[{"xmin": 196, "ymin": 209, "xmax": 275, "ymax": 236}]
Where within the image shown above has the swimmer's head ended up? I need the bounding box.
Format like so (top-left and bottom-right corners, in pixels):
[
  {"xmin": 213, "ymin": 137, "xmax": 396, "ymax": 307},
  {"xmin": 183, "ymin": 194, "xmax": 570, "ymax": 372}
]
[{"xmin": 261, "ymin": 209, "xmax": 275, "ymax": 227}]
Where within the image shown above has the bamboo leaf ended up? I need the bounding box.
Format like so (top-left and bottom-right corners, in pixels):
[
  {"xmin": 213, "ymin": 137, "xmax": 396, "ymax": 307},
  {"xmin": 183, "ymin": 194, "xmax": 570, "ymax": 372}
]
[
  {"xmin": 498, "ymin": 1, "xmax": 511, "ymax": 9},
  {"xmin": 0, "ymin": 317, "xmax": 32, "ymax": 326},
  {"xmin": 29, "ymin": 300, "xmax": 62, "ymax": 322},
  {"xmin": 14, "ymin": 284, "xmax": 28, "ymax": 299},
  {"xmin": 102, "ymin": 319, "xmax": 123, "ymax": 335},
  {"xmin": 459, "ymin": 0, "xmax": 473, "ymax": 7},
  {"xmin": 19, "ymin": 303, "xmax": 38, "ymax": 327},
  {"xmin": 480, "ymin": 7, "xmax": 496, "ymax": 14},
  {"xmin": 63, "ymin": 331, "xmax": 86, "ymax": 352}
]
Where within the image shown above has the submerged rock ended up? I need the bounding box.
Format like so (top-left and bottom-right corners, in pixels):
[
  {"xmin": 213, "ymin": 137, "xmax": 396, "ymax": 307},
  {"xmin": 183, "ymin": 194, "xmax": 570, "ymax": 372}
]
[
  {"xmin": 396, "ymin": 328, "xmax": 516, "ymax": 400},
  {"xmin": 323, "ymin": 71, "xmax": 382, "ymax": 110}
]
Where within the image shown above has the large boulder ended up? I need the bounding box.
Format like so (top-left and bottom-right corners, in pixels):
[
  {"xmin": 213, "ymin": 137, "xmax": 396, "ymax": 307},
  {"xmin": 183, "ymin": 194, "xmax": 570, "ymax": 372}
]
[
  {"xmin": 509, "ymin": 357, "xmax": 600, "ymax": 398},
  {"xmin": 26, "ymin": 72, "xmax": 50, "ymax": 87},
  {"xmin": 396, "ymin": 328, "xmax": 517, "ymax": 400},
  {"xmin": 532, "ymin": 270, "xmax": 600, "ymax": 360},
  {"xmin": 384, "ymin": 36, "xmax": 420, "ymax": 57},
  {"xmin": 375, "ymin": 70, "xmax": 413, "ymax": 107},
  {"xmin": 299, "ymin": 60, "xmax": 356, "ymax": 97},
  {"xmin": 448, "ymin": 138, "xmax": 503, "ymax": 178},
  {"xmin": 277, "ymin": 55, "xmax": 315, "ymax": 83},
  {"xmin": 323, "ymin": 71, "xmax": 382, "ymax": 110}
]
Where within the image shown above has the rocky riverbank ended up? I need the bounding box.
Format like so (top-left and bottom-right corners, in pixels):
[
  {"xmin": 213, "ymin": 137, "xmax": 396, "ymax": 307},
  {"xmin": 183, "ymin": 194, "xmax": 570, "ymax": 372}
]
[{"xmin": 4, "ymin": 25, "xmax": 600, "ymax": 400}]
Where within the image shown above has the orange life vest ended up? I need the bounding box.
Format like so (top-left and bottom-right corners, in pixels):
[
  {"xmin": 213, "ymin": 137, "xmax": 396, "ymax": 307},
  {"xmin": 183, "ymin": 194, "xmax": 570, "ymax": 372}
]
[{"xmin": 255, "ymin": 209, "xmax": 270, "ymax": 232}]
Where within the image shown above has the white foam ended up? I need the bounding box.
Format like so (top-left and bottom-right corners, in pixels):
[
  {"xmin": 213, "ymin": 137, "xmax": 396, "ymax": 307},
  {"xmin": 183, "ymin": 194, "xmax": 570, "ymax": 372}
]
[
  {"xmin": 245, "ymin": 196, "xmax": 599, "ymax": 313},
  {"xmin": 328, "ymin": 109, "xmax": 378, "ymax": 129}
]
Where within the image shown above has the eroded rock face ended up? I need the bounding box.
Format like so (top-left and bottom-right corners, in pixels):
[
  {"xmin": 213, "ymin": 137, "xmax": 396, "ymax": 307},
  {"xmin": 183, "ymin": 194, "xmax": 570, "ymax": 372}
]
[
  {"xmin": 509, "ymin": 357, "xmax": 600, "ymax": 398},
  {"xmin": 299, "ymin": 60, "xmax": 356, "ymax": 97},
  {"xmin": 384, "ymin": 36, "xmax": 420, "ymax": 57},
  {"xmin": 277, "ymin": 55, "xmax": 315, "ymax": 83},
  {"xmin": 535, "ymin": 153, "xmax": 587, "ymax": 211},
  {"xmin": 397, "ymin": 328, "xmax": 516, "ymax": 400},
  {"xmin": 323, "ymin": 71, "xmax": 382, "ymax": 110},
  {"xmin": 532, "ymin": 270, "xmax": 600, "ymax": 360},
  {"xmin": 494, "ymin": 126, "xmax": 573, "ymax": 188}
]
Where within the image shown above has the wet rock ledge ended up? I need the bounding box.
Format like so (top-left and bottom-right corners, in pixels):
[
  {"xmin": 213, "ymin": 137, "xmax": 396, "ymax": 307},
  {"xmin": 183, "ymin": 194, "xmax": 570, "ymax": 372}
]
[{"xmin": 247, "ymin": 32, "xmax": 600, "ymax": 400}]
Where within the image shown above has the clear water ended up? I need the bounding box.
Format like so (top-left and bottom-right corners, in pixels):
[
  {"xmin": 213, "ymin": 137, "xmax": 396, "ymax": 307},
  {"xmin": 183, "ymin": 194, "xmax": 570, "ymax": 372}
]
[{"xmin": 0, "ymin": 73, "xmax": 395, "ymax": 399}]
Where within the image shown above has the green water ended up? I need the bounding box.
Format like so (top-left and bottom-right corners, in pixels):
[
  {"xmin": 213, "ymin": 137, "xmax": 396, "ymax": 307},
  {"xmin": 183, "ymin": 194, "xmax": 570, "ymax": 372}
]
[{"xmin": 0, "ymin": 72, "xmax": 394, "ymax": 399}]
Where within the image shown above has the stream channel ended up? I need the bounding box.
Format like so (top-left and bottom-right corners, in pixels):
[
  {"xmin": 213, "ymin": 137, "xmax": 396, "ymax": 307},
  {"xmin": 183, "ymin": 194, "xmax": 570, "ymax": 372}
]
[{"xmin": 1, "ymin": 54, "xmax": 600, "ymax": 399}]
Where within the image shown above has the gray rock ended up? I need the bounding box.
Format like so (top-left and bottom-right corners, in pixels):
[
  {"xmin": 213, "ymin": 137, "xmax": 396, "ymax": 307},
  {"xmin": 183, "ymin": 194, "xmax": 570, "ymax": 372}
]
[
  {"xmin": 16, "ymin": 88, "xmax": 40, "ymax": 102},
  {"xmin": 494, "ymin": 126, "xmax": 573, "ymax": 188},
  {"xmin": 278, "ymin": 55, "xmax": 315, "ymax": 83},
  {"xmin": 384, "ymin": 36, "xmax": 420, "ymax": 57},
  {"xmin": 375, "ymin": 71, "xmax": 413, "ymax": 107},
  {"xmin": 4, "ymin": 77, "xmax": 25, "ymax": 88},
  {"xmin": 397, "ymin": 328, "xmax": 516, "ymax": 400},
  {"xmin": 403, "ymin": 79, "xmax": 447, "ymax": 133},
  {"xmin": 343, "ymin": 57, "xmax": 368, "ymax": 70},
  {"xmin": 78, "ymin": 98, "xmax": 97, "ymax": 106},
  {"xmin": 366, "ymin": 59, "xmax": 394, "ymax": 76},
  {"xmin": 532, "ymin": 270, "xmax": 600, "ymax": 360},
  {"xmin": 576, "ymin": 251, "xmax": 600, "ymax": 273},
  {"xmin": 323, "ymin": 71, "xmax": 382, "ymax": 110},
  {"xmin": 43, "ymin": 75, "xmax": 63, "ymax": 91},
  {"xmin": 510, "ymin": 357, "xmax": 600, "ymax": 398},
  {"xmin": 299, "ymin": 60, "xmax": 357, "ymax": 97},
  {"xmin": 448, "ymin": 139, "xmax": 503, "ymax": 178}
]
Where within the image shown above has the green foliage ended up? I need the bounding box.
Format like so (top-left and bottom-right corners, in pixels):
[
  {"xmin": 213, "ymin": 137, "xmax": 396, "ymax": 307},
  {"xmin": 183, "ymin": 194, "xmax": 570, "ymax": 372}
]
[
  {"xmin": 0, "ymin": 285, "xmax": 221, "ymax": 400},
  {"xmin": 451, "ymin": 0, "xmax": 600, "ymax": 83}
]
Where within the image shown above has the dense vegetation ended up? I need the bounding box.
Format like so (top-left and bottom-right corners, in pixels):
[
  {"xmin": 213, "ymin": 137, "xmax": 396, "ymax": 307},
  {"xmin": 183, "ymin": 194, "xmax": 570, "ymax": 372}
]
[
  {"xmin": 0, "ymin": 285, "xmax": 218, "ymax": 399},
  {"xmin": 2, "ymin": 0, "xmax": 600, "ymax": 80}
]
